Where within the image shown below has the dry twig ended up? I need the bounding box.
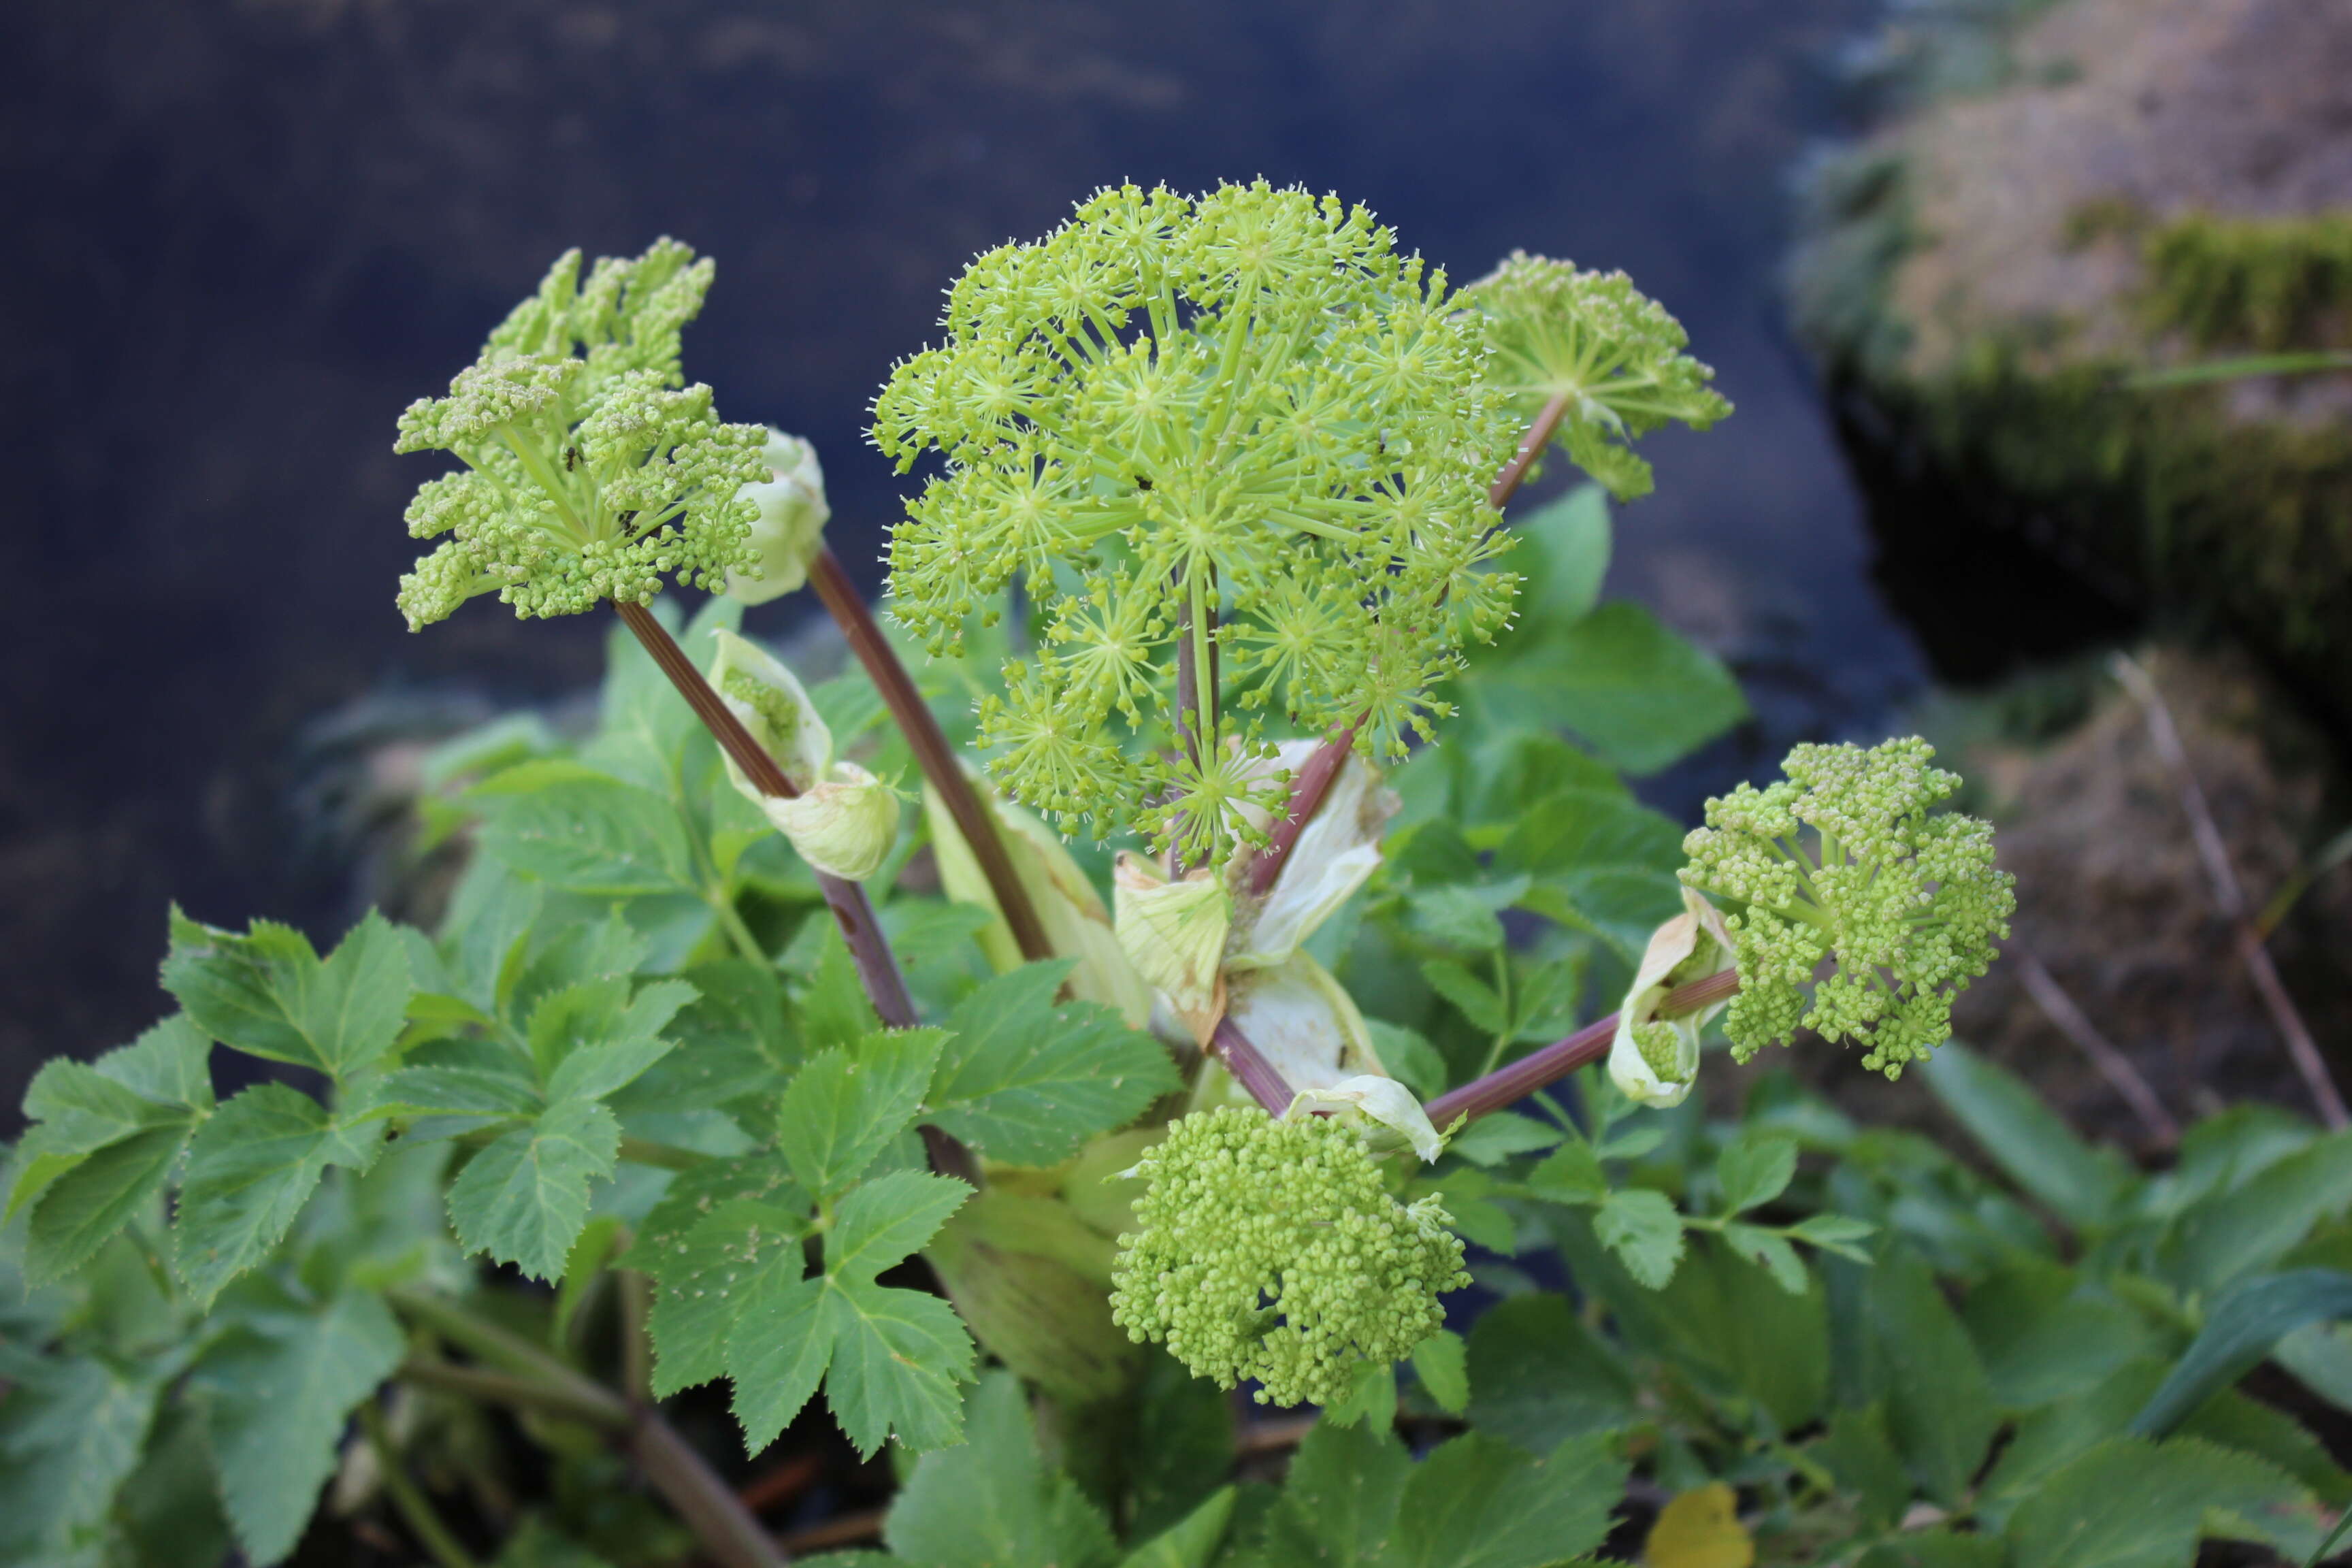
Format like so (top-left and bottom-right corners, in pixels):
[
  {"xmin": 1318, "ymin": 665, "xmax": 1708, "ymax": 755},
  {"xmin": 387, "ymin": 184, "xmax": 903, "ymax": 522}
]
[
  {"xmin": 2016, "ymin": 952, "xmax": 2180, "ymax": 1147},
  {"xmin": 2108, "ymin": 653, "xmax": 2347, "ymax": 1128}
]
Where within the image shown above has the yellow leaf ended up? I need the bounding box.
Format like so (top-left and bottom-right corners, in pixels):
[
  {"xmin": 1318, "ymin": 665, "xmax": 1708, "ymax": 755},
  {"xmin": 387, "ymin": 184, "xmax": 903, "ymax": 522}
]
[{"xmin": 1645, "ymin": 1482, "xmax": 1753, "ymax": 1568}]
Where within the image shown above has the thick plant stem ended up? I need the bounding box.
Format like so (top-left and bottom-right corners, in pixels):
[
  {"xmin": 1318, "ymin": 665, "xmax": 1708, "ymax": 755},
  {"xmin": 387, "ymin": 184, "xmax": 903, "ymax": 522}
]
[
  {"xmin": 1487, "ymin": 389, "xmax": 1574, "ymax": 510},
  {"xmin": 612, "ymin": 598, "xmax": 917, "ymax": 1029},
  {"xmin": 387, "ymin": 1288, "xmax": 787, "ymax": 1568},
  {"xmin": 360, "ymin": 1400, "xmax": 480, "ymax": 1568},
  {"xmin": 1211, "ymin": 1015, "xmax": 1296, "ymax": 1115},
  {"xmin": 807, "ymin": 549, "xmax": 1054, "ymax": 963},
  {"xmin": 1245, "ymin": 723, "xmax": 1359, "ymax": 899},
  {"xmin": 1426, "ymin": 968, "xmax": 1740, "ymax": 1128}
]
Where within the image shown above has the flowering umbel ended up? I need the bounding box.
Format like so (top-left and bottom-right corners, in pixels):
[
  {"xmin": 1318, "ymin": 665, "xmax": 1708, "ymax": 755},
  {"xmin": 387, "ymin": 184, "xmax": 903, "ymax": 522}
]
[
  {"xmin": 1680, "ymin": 738, "xmax": 2014, "ymax": 1077},
  {"xmin": 874, "ymin": 181, "xmax": 1520, "ymax": 863},
  {"xmin": 1108, "ymin": 1107, "xmax": 1468, "ymax": 1407}
]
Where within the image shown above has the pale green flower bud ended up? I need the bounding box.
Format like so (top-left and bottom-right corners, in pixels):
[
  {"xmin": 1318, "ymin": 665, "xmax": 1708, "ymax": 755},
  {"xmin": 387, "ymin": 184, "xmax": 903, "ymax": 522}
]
[
  {"xmin": 1286, "ymin": 1074, "xmax": 1446, "ymax": 1163},
  {"xmin": 725, "ymin": 430, "xmax": 830, "ymax": 605},
  {"xmin": 1608, "ymin": 888, "xmax": 1737, "ymax": 1109},
  {"xmin": 758, "ymin": 762, "xmax": 899, "ymax": 881},
  {"xmin": 1113, "ymin": 853, "xmax": 1231, "ymax": 1043},
  {"xmin": 707, "ymin": 626, "xmax": 899, "ymax": 880}
]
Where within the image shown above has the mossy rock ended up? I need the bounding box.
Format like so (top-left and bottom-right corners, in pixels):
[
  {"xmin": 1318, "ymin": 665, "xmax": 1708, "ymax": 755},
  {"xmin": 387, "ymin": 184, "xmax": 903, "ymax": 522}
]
[{"xmin": 1789, "ymin": 0, "xmax": 2352, "ymax": 722}]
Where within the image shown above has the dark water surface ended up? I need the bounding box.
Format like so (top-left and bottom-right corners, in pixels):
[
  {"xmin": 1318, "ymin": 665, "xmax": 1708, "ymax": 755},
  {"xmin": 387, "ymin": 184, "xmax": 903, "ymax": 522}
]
[{"xmin": 1, "ymin": 0, "xmax": 1912, "ymax": 1119}]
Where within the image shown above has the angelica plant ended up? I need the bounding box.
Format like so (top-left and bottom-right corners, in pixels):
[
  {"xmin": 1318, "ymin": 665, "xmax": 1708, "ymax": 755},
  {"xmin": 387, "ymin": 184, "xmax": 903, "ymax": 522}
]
[
  {"xmin": 1459, "ymin": 250, "xmax": 1732, "ymax": 504},
  {"xmin": 1679, "ymin": 736, "xmax": 2015, "ymax": 1077},
  {"xmin": 874, "ymin": 180, "xmax": 1520, "ymax": 866},
  {"xmin": 1108, "ymin": 1106, "xmax": 1468, "ymax": 1407}
]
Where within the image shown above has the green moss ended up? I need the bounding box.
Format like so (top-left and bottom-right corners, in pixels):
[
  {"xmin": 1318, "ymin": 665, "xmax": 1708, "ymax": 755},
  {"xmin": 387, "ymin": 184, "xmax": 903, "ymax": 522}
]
[
  {"xmin": 2142, "ymin": 211, "xmax": 2352, "ymax": 352},
  {"xmin": 1899, "ymin": 336, "xmax": 2352, "ymax": 676}
]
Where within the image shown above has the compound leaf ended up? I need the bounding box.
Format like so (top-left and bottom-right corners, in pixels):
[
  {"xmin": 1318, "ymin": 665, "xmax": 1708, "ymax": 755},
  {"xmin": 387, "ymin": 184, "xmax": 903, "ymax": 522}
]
[
  {"xmin": 446, "ymin": 1097, "xmax": 621, "ymax": 1281},
  {"xmin": 163, "ymin": 909, "xmax": 413, "ymax": 1081},
  {"xmin": 193, "ymin": 1287, "xmax": 404, "ymax": 1566},
  {"xmin": 924, "ymin": 964, "xmax": 1178, "ymax": 1166},
  {"xmin": 175, "ymin": 1083, "xmax": 380, "ymax": 1305}
]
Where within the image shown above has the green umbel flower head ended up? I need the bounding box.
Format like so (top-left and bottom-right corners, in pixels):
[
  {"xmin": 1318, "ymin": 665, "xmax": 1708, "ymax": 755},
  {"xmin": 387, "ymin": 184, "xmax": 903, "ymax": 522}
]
[
  {"xmin": 393, "ymin": 240, "xmax": 768, "ymax": 630},
  {"xmin": 1457, "ymin": 251, "xmax": 1731, "ymax": 502},
  {"xmin": 1680, "ymin": 738, "xmax": 2015, "ymax": 1078},
  {"xmin": 1109, "ymin": 1107, "xmax": 1469, "ymax": 1407},
  {"xmin": 874, "ymin": 182, "xmax": 1521, "ymax": 864}
]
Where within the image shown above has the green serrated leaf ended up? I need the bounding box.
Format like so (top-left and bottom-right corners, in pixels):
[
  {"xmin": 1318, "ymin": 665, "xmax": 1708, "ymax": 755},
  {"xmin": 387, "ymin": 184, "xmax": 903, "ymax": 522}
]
[
  {"xmin": 2134, "ymin": 1269, "xmax": 2352, "ymax": 1439},
  {"xmin": 469, "ymin": 760, "xmax": 700, "ymax": 896},
  {"xmin": 163, "ymin": 909, "xmax": 414, "ymax": 1081},
  {"xmin": 1411, "ymin": 1328, "xmax": 1469, "ymax": 1416},
  {"xmin": 1720, "ymin": 1222, "xmax": 1808, "ymax": 1296},
  {"xmin": 436, "ymin": 866, "xmax": 542, "ymax": 1022},
  {"xmin": 1465, "ymin": 1294, "xmax": 1635, "ymax": 1455},
  {"xmin": 1817, "ymin": 1402, "xmax": 1910, "ymax": 1533},
  {"xmin": 829, "ymin": 1170, "xmax": 972, "ymax": 1283},
  {"xmin": 1446, "ymin": 1112, "xmax": 1563, "ymax": 1169},
  {"xmin": 2162, "ymin": 1134, "xmax": 2352, "ymax": 1297},
  {"xmin": 1264, "ymin": 1419, "xmax": 1409, "ymax": 1566},
  {"xmin": 883, "ymin": 1370, "xmax": 1116, "ymax": 1568},
  {"xmin": 1512, "ymin": 485, "xmax": 1612, "ymax": 627},
  {"xmin": 193, "ymin": 1287, "xmax": 405, "ymax": 1566},
  {"xmin": 1407, "ymin": 885, "xmax": 1513, "ymax": 952},
  {"xmin": 446, "ymin": 1098, "xmax": 622, "ymax": 1281},
  {"xmin": 1870, "ymin": 1245, "xmax": 2000, "ymax": 1509},
  {"xmin": 1923, "ymin": 1045, "xmax": 2132, "ymax": 1232},
  {"xmin": 799, "ymin": 920, "xmax": 883, "ymax": 1054},
  {"xmin": 1788, "ymin": 1212, "xmax": 1877, "ymax": 1262},
  {"xmin": 1420, "ymin": 960, "xmax": 1507, "ymax": 1037},
  {"xmin": 1394, "ymin": 1431, "xmax": 1622, "ymax": 1568},
  {"xmin": 175, "ymin": 1083, "xmax": 380, "ymax": 1305},
  {"xmin": 1717, "ymin": 1132, "xmax": 1798, "ymax": 1215},
  {"xmin": 1118, "ymin": 1485, "xmax": 1235, "ymax": 1568},
  {"xmin": 91, "ymin": 1012, "xmax": 216, "ymax": 1112},
  {"xmin": 0, "ymin": 1350, "xmax": 167, "ymax": 1567},
  {"xmin": 23, "ymin": 1125, "xmax": 192, "ymax": 1285},
  {"xmin": 777, "ymin": 1029, "xmax": 945, "ymax": 1198},
  {"xmin": 723, "ymin": 1169, "xmax": 977, "ymax": 1456},
  {"xmin": 643, "ymin": 1181, "xmax": 810, "ymax": 1399},
  {"xmin": 1595, "ymin": 1188, "xmax": 1684, "ymax": 1290},
  {"xmin": 370, "ymin": 1063, "xmax": 543, "ymax": 1120},
  {"xmin": 923, "ymin": 964, "xmax": 1179, "ymax": 1167},
  {"xmin": 1522, "ymin": 1138, "xmax": 1606, "ymax": 1203},
  {"xmin": 1470, "ymin": 601, "xmax": 1745, "ymax": 775},
  {"xmin": 2006, "ymin": 1435, "xmax": 2321, "ymax": 1568}
]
